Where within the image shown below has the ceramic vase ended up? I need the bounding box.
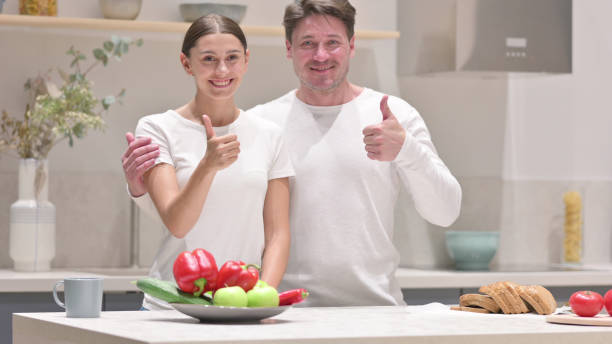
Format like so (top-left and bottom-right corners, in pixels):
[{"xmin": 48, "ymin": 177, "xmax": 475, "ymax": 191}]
[{"xmin": 9, "ymin": 159, "xmax": 56, "ymax": 271}]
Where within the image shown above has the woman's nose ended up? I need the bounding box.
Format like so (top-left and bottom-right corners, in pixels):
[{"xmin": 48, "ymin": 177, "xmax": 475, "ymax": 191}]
[{"xmin": 216, "ymin": 60, "xmax": 229, "ymax": 73}]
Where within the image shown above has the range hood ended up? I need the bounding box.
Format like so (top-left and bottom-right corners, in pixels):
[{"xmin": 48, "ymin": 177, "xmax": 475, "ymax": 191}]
[
  {"xmin": 457, "ymin": 0, "xmax": 572, "ymax": 73},
  {"xmin": 397, "ymin": 0, "xmax": 572, "ymax": 75}
]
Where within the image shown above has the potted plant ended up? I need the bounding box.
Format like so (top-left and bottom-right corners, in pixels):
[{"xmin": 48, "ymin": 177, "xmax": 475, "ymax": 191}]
[{"xmin": 0, "ymin": 35, "xmax": 142, "ymax": 271}]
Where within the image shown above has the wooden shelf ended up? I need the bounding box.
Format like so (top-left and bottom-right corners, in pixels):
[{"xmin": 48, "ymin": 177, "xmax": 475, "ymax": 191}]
[{"xmin": 0, "ymin": 14, "xmax": 399, "ymax": 39}]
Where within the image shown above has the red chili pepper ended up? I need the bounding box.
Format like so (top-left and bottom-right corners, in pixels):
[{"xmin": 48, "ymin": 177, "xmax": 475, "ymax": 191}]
[
  {"xmin": 279, "ymin": 288, "xmax": 309, "ymax": 306},
  {"xmin": 173, "ymin": 248, "xmax": 218, "ymax": 296},
  {"xmin": 215, "ymin": 260, "xmax": 259, "ymax": 292}
]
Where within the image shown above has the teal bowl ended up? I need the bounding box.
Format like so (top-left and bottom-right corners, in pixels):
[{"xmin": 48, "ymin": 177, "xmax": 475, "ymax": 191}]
[{"xmin": 445, "ymin": 231, "xmax": 499, "ymax": 270}]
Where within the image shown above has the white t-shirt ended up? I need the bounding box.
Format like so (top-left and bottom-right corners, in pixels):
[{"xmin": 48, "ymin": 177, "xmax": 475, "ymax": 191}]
[
  {"xmin": 134, "ymin": 109, "xmax": 294, "ymax": 310},
  {"xmin": 248, "ymin": 88, "xmax": 462, "ymax": 306}
]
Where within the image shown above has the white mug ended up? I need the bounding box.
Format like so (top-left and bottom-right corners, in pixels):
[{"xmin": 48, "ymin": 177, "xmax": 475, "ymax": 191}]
[{"xmin": 53, "ymin": 277, "xmax": 103, "ymax": 318}]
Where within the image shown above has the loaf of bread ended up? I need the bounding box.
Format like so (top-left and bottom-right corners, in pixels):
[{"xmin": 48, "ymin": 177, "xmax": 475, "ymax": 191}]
[
  {"xmin": 450, "ymin": 305, "xmax": 491, "ymax": 314},
  {"xmin": 479, "ymin": 281, "xmax": 529, "ymax": 314},
  {"xmin": 459, "ymin": 294, "xmax": 501, "ymax": 313},
  {"xmin": 517, "ymin": 285, "xmax": 557, "ymax": 315}
]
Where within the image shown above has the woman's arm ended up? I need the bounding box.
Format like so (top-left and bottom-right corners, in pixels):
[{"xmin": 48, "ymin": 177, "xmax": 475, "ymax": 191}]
[
  {"xmin": 144, "ymin": 116, "xmax": 240, "ymax": 238},
  {"xmin": 259, "ymin": 177, "xmax": 291, "ymax": 288},
  {"xmin": 144, "ymin": 163, "xmax": 216, "ymax": 238}
]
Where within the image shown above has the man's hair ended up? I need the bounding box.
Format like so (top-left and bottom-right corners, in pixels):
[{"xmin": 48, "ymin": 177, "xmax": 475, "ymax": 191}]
[{"xmin": 283, "ymin": 0, "xmax": 356, "ymax": 43}]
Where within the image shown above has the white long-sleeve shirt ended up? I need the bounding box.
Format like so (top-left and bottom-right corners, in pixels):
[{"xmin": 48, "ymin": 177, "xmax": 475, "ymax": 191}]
[{"xmin": 247, "ymin": 88, "xmax": 462, "ymax": 306}]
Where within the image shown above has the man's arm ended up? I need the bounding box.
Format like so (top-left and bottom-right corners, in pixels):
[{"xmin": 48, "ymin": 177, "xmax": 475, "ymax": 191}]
[
  {"xmin": 362, "ymin": 96, "xmax": 462, "ymax": 227},
  {"xmin": 122, "ymin": 132, "xmax": 160, "ymax": 217}
]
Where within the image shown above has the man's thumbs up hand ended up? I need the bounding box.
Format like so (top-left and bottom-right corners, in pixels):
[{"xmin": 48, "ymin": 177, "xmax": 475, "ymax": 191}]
[
  {"xmin": 200, "ymin": 114, "xmax": 240, "ymax": 172},
  {"xmin": 362, "ymin": 95, "xmax": 406, "ymax": 161}
]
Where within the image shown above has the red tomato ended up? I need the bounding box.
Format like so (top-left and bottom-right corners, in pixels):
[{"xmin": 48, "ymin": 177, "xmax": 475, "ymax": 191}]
[
  {"xmin": 569, "ymin": 290, "xmax": 604, "ymax": 317},
  {"xmin": 604, "ymin": 290, "xmax": 612, "ymax": 316}
]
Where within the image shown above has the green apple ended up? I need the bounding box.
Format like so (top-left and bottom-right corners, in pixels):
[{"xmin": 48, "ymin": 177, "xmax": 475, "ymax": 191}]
[
  {"xmin": 213, "ymin": 286, "xmax": 248, "ymax": 307},
  {"xmin": 247, "ymin": 285, "xmax": 279, "ymax": 307},
  {"xmin": 254, "ymin": 280, "xmax": 269, "ymax": 289}
]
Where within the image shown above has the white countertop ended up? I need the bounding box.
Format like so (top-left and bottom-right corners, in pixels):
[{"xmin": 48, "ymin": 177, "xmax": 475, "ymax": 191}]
[
  {"xmin": 2, "ymin": 265, "xmax": 612, "ymax": 293},
  {"xmin": 12, "ymin": 304, "xmax": 612, "ymax": 344},
  {"xmin": 0, "ymin": 268, "xmax": 148, "ymax": 292}
]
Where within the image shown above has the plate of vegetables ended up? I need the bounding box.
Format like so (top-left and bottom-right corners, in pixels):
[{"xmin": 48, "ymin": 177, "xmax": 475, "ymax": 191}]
[{"xmin": 135, "ymin": 248, "xmax": 308, "ymax": 322}]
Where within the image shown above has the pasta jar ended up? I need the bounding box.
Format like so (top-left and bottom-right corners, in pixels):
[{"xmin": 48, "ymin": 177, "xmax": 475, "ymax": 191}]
[
  {"xmin": 19, "ymin": 0, "xmax": 57, "ymax": 16},
  {"xmin": 562, "ymin": 191, "xmax": 583, "ymax": 264}
]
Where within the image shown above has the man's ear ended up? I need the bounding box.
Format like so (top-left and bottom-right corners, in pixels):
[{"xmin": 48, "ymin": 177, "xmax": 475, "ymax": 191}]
[
  {"xmin": 179, "ymin": 52, "xmax": 192, "ymax": 75},
  {"xmin": 285, "ymin": 39, "xmax": 293, "ymax": 59},
  {"xmin": 349, "ymin": 36, "xmax": 356, "ymax": 58}
]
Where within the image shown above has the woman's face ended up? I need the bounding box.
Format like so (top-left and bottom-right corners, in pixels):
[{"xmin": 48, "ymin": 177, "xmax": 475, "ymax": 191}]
[{"xmin": 182, "ymin": 33, "xmax": 249, "ymax": 100}]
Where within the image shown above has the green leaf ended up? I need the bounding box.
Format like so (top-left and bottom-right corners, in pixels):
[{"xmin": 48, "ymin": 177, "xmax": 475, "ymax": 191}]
[
  {"xmin": 103, "ymin": 41, "xmax": 114, "ymax": 52},
  {"xmin": 135, "ymin": 38, "xmax": 144, "ymax": 47},
  {"xmin": 93, "ymin": 48, "xmax": 108, "ymax": 66},
  {"xmin": 66, "ymin": 46, "xmax": 75, "ymax": 56},
  {"xmin": 73, "ymin": 123, "xmax": 84, "ymax": 138},
  {"xmin": 102, "ymin": 96, "xmax": 116, "ymax": 110},
  {"xmin": 117, "ymin": 89, "xmax": 126, "ymax": 98}
]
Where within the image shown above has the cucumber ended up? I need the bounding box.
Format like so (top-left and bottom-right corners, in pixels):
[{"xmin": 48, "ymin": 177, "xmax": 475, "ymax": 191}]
[{"xmin": 135, "ymin": 278, "xmax": 211, "ymax": 305}]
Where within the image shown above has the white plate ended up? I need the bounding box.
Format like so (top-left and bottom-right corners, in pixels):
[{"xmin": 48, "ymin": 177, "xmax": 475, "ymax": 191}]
[{"xmin": 170, "ymin": 303, "xmax": 291, "ymax": 322}]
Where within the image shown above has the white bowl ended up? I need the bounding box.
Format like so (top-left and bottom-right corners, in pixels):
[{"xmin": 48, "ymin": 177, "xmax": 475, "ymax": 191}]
[
  {"xmin": 179, "ymin": 3, "xmax": 247, "ymax": 23},
  {"xmin": 99, "ymin": 0, "xmax": 143, "ymax": 20}
]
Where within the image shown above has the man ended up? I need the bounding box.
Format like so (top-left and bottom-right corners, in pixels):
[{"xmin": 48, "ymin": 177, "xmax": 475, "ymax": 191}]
[{"xmin": 122, "ymin": 0, "xmax": 461, "ymax": 306}]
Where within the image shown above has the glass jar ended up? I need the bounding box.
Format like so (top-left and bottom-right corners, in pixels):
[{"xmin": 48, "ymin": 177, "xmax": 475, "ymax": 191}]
[
  {"xmin": 562, "ymin": 190, "xmax": 583, "ymax": 265},
  {"xmin": 19, "ymin": 0, "xmax": 57, "ymax": 16}
]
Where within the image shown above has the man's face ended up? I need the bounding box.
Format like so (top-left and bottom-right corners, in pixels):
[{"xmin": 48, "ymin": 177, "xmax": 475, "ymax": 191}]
[{"xmin": 286, "ymin": 14, "xmax": 355, "ymax": 92}]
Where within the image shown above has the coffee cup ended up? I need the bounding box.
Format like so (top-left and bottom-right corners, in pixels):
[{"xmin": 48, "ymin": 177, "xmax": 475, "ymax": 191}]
[{"xmin": 53, "ymin": 277, "xmax": 103, "ymax": 318}]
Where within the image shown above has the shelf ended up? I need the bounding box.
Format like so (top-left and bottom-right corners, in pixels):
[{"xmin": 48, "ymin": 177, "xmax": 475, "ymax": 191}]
[{"xmin": 0, "ymin": 14, "xmax": 399, "ymax": 39}]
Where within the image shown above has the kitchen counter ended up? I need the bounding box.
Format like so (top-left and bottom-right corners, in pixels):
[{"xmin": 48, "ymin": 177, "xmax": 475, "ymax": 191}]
[
  {"xmin": 0, "ymin": 268, "xmax": 148, "ymax": 293},
  {"xmin": 396, "ymin": 265, "xmax": 612, "ymax": 289},
  {"xmin": 12, "ymin": 304, "xmax": 612, "ymax": 344},
  {"xmin": 2, "ymin": 265, "xmax": 612, "ymax": 292}
]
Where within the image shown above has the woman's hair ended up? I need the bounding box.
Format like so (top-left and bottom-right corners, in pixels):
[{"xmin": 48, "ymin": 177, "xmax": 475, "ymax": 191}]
[
  {"xmin": 181, "ymin": 14, "xmax": 248, "ymax": 57},
  {"xmin": 283, "ymin": 0, "xmax": 356, "ymax": 43}
]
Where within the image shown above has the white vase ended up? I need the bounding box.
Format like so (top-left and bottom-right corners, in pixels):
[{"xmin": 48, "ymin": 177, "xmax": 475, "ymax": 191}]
[{"xmin": 9, "ymin": 159, "xmax": 56, "ymax": 271}]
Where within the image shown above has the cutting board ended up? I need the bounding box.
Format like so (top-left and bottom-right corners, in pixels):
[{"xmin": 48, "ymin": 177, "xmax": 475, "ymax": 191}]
[{"xmin": 546, "ymin": 313, "xmax": 612, "ymax": 326}]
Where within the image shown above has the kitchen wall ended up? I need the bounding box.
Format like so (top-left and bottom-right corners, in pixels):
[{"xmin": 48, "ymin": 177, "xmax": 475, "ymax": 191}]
[
  {"xmin": 395, "ymin": 0, "xmax": 612, "ymax": 268},
  {"xmin": 0, "ymin": 0, "xmax": 398, "ymax": 268}
]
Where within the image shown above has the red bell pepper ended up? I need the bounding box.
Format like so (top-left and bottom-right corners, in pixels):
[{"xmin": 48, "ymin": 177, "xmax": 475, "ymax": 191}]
[
  {"xmin": 279, "ymin": 288, "xmax": 309, "ymax": 306},
  {"xmin": 215, "ymin": 260, "xmax": 259, "ymax": 292},
  {"xmin": 173, "ymin": 248, "xmax": 218, "ymax": 296}
]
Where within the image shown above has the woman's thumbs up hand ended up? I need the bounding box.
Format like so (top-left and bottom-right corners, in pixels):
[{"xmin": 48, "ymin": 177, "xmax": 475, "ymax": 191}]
[{"xmin": 200, "ymin": 114, "xmax": 240, "ymax": 171}]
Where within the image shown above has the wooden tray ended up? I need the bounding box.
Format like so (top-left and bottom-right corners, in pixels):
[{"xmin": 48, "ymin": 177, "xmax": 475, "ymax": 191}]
[{"xmin": 546, "ymin": 313, "xmax": 612, "ymax": 326}]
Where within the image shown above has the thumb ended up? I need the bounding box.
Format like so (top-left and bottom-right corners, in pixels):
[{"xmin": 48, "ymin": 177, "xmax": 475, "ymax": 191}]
[
  {"xmin": 125, "ymin": 132, "xmax": 135, "ymax": 144},
  {"xmin": 380, "ymin": 95, "xmax": 394, "ymax": 121},
  {"xmin": 202, "ymin": 115, "xmax": 215, "ymax": 139}
]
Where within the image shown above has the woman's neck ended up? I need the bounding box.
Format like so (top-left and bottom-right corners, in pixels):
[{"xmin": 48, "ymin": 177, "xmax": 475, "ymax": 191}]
[{"xmin": 178, "ymin": 93, "xmax": 239, "ymax": 127}]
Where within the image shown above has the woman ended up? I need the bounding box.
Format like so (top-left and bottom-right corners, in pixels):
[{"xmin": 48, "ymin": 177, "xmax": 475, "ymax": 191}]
[{"xmin": 135, "ymin": 15, "xmax": 293, "ymax": 310}]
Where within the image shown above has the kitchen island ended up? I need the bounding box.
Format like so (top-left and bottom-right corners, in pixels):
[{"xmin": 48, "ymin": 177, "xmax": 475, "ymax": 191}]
[{"xmin": 12, "ymin": 305, "xmax": 612, "ymax": 344}]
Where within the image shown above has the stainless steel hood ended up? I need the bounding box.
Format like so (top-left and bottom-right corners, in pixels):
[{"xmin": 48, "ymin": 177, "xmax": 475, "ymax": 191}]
[
  {"xmin": 456, "ymin": 0, "xmax": 572, "ymax": 73},
  {"xmin": 397, "ymin": 0, "xmax": 572, "ymax": 75}
]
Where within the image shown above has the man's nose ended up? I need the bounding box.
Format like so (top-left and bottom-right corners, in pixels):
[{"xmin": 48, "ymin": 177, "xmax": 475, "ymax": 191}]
[{"xmin": 313, "ymin": 45, "xmax": 329, "ymax": 61}]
